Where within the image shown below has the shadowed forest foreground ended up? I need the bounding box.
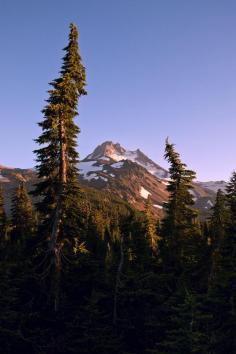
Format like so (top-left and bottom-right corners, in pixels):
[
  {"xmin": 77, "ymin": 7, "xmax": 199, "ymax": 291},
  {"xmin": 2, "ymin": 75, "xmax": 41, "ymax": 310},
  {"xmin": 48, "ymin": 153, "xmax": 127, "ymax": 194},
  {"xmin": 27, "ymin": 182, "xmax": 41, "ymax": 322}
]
[{"xmin": 1, "ymin": 24, "xmax": 236, "ymax": 354}]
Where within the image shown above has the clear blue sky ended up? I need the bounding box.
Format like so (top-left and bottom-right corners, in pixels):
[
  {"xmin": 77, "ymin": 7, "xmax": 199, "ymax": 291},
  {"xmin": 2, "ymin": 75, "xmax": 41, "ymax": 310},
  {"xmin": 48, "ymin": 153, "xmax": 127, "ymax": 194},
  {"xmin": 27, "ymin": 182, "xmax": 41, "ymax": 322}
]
[{"xmin": 1, "ymin": 0, "xmax": 236, "ymax": 181}]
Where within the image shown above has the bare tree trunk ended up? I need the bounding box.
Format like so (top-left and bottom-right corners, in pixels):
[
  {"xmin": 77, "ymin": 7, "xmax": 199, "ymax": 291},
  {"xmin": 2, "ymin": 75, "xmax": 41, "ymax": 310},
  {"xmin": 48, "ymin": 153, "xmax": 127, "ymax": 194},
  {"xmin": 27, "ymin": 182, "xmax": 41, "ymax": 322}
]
[{"xmin": 113, "ymin": 236, "xmax": 124, "ymax": 326}]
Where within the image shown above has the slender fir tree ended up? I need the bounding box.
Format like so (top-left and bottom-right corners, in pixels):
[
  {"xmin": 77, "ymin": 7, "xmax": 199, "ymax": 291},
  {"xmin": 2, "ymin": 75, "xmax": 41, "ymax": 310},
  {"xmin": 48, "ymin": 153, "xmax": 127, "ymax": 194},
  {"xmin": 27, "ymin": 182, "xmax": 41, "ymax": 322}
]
[
  {"xmin": 33, "ymin": 23, "xmax": 86, "ymax": 310},
  {"xmin": 158, "ymin": 140, "xmax": 204, "ymax": 353},
  {"xmin": 11, "ymin": 182, "xmax": 35, "ymax": 245},
  {"xmin": 144, "ymin": 195, "xmax": 159, "ymax": 255},
  {"xmin": 209, "ymin": 190, "xmax": 228, "ymax": 248},
  {"xmin": 226, "ymin": 171, "xmax": 236, "ymax": 229},
  {"xmin": 162, "ymin": 138, "xmax": 200, "ymax": 269},
  {"xmin": 206, "ymin": 174, "xmax": 236, "ymax": 353},
  {"xmin": 0, "ymin": 187, "xmax": 6, "ymax": 241}
]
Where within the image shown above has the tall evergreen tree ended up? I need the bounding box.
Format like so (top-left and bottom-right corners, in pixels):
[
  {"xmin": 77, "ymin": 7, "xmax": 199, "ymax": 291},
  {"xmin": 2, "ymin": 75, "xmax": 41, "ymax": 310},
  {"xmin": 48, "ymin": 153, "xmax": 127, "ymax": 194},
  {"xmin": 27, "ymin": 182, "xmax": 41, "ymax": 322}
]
[
  {"xmin": 208, "ymin": 189, "xmax": 229, "ymax": 280},
  {"xmin": 158, "ymin": 140, "xmax": 204, "ymax": 353},
  {"xmin": 0, "ymin": 187, "xmax": 6, "ymax": 240},
  {"xmin": 11, "ymin": 182, "xmax": 35, "ymax": 246},
  {"xmin": 144, "ymin": 195, "xmax": 159, "ymax": 255},
  {"xmin": 162, "ymin": 139, "xmax": 200, "ymax": 272},
  {"xmin": 226, "ymin": 171, "xmax": 236, "ymax": 229},
  {"xmin": 33, "ymin": 23, "xmax": 86, "ymax": 310},
  {"xmin": 206, "ymin": 175, "xmax": 236, "ymax": 353}
]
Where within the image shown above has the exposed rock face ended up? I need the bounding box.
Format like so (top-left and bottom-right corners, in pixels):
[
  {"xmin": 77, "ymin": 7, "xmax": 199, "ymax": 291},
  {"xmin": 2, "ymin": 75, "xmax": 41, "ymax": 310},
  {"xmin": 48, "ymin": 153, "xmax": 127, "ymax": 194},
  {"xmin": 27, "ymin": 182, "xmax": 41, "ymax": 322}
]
[{"xmin": 85, "ymin": 141, "xmax": 126, "ymax": 161}]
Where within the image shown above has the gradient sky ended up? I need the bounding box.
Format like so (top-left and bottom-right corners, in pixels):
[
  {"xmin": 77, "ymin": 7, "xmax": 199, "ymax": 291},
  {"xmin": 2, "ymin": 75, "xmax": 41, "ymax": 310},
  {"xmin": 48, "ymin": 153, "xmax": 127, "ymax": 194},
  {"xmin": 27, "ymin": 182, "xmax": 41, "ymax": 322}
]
[{"xmin": 1, "ymin": 0, "xmax": 236, "ymax": 181}]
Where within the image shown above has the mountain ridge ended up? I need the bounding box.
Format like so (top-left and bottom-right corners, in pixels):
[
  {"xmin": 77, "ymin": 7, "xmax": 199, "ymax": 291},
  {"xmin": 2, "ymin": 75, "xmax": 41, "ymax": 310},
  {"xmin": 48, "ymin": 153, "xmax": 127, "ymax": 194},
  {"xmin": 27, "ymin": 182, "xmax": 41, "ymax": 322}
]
[{"xmin": 0, "ymin": 141, "xmax": 223, "ymax": 219}]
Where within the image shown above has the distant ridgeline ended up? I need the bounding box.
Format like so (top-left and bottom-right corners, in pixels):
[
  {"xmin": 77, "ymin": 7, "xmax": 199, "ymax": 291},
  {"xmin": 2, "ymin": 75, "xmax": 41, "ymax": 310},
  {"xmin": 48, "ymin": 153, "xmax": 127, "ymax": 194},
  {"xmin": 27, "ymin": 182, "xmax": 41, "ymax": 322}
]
[{"xmin": 0, "ymin": 140, "xmax": 218, "ymax": 220}]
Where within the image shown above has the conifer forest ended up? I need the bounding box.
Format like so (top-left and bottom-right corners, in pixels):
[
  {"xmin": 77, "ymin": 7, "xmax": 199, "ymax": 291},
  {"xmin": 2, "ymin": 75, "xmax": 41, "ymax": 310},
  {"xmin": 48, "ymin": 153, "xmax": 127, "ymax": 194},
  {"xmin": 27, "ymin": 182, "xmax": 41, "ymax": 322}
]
[{"xmin": 1, "ymin": 24, "xmax": 236, "ymax": 354}]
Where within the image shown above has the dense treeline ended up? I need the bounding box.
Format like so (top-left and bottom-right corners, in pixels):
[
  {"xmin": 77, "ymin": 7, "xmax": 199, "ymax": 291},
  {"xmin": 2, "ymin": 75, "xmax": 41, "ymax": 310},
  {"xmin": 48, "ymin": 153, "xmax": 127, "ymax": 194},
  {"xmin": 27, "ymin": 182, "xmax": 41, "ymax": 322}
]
[{"xmin": 1, "ymin": 24, "xmax": 236, "ymax": 354}]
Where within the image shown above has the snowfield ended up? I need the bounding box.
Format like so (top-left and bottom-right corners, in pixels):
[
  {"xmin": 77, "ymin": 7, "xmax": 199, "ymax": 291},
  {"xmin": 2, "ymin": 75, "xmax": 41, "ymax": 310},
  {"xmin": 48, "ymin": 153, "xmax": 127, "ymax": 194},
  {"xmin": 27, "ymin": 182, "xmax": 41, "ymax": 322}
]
[{"xmin": 140, "ymin": 186, "xmax": 151, "ymax": 199}]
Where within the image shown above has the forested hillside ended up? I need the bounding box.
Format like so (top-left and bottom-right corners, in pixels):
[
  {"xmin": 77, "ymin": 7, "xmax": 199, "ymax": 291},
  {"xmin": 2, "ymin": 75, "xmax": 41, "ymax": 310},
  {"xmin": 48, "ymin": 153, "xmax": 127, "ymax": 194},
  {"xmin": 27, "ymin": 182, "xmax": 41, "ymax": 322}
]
[{"xmin": 1, "ymin": 24, "xmax": 236, "ymax": 354}]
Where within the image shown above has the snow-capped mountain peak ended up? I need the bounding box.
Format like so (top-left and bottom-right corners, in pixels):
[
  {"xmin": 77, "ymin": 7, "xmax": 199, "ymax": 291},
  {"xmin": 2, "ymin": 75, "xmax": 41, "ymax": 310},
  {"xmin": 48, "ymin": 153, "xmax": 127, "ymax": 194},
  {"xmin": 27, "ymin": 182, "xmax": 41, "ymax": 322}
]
[
  {"xmin": 0, "ymin": 141, "xmax": 219, "ymax": 219},
  {"xmin": 85, "ymin": 141, "xmax": 126, "ymax": 161},
  {"xmin": 84, "ymin": 141, "xmax": 168, "ymax": 179}
]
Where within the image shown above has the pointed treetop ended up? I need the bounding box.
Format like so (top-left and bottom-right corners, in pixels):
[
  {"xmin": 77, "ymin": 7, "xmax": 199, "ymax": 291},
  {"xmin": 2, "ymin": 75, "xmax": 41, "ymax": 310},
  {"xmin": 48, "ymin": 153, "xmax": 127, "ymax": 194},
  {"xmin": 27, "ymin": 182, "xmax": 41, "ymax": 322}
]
[
  {"xmin": 164, "ymin": 139, "xmax": 186, "ymax": 171},
  {"xmin": 70, "ymin": 22, "xmax": 78, "ymax": 33},
  {"xmin": 60, "ymin": 23, "xmax": 87, "ymax": 96}
]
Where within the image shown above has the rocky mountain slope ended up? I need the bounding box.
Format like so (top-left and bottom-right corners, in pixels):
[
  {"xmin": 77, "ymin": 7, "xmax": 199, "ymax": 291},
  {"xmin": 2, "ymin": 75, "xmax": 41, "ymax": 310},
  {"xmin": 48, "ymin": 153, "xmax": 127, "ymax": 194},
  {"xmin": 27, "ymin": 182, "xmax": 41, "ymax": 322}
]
[
  {"xmin": 0, "ymin": 141, "xmax": 219, "ymax": 219},
  {"xmin": 79, "ymin": 141, "xmax": 216, "ymax": 218}
]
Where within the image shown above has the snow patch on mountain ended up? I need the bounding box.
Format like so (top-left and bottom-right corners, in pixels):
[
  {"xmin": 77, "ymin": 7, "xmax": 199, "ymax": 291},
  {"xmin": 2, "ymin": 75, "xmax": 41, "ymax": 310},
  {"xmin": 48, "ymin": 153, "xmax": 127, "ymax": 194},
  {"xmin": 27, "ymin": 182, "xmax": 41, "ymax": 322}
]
[
  {"xmin": 85, "ymin": 173, "xmax": 99, "ymax": 181},
  {"xmin": 140, "ymin": 186, "xmax": 151, "ymax": 199},
  {"xmin": 112, "ymin": 161, "xmax": 124, "ymax": 169},
  {"xmin": 79, "ymin": 161, "xmax": 103, "ymax": 180},
  {"xmin": 99, "ymin": 176, "xmax": 108, "ymax": 182},
  {"xmin": 0, "ymin": 174, "xmax": 10, "ymax": 182},
  {"xmin": 99, "ymin": 156, "xmax": 110, "ymax": 161},
  {"xmin": 161, "ymin": 179, "xmax": 170, "ymax": 186},
  {"xmin": 207, "ymin": 200, "xmax": 214, "ymax": 207},
  {"xmin": 110, "ymin": 150, "xmax": 167, "ymax": 178},
  {"xmin": 154, "ymin": 204, "xmax": 163, "ymax": 209}
]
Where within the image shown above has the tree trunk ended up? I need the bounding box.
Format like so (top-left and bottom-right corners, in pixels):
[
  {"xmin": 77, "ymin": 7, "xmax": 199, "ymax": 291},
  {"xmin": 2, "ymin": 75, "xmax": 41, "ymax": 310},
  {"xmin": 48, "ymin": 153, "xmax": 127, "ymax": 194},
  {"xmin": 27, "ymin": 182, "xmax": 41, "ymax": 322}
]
[{"xmin": 49, "ymin": 112, "xmax": 67, "ymax": 311}]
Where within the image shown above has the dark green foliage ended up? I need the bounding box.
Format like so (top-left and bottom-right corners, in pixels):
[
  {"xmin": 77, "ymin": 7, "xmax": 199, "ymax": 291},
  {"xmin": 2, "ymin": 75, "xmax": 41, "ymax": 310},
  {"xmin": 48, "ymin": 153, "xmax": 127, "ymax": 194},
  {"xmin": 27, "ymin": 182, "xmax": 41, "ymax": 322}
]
[
  {"xmin": 209, "ymin": 189, "xmax": 229, "ymax": 244},
  {"xmin": 144, "ymin": 195, "xmax": 160, "ymax": 255},
  {"xmin": 0, "ymin": 186, "xmax": 7, "ymax": 239},
  {"xmin": 33, "ymin": 23, "xmax": 86, "ymax": 244},
  {"xmin": 162, "ymin": 139, "xmax": 199, "ymax": 241},
  {"xmin": 226, "ymin": 171, "xmax": 236, "ymax": 221},
  {"xmin": 156, "ymin": 141, "xmax": 208, "ymax": 354},
  {"xmin": 11, "ymin": 182, "xmax": 35, "ymax": 245},
  {"xmin": 162, "ymin": 140, "xmax": 202, "ymax": 281},
  {"xmin": 3, "ymin": 138, "xmax": 236, "ymax": 353},
  {"xmin": 32, "ymin": 23, "xmax": 87, "ymax": 311},
  {"xmin": 208, "ymin": 189, "xmax": 229, "ymax": 284},
  {"xmin": 0, "ymin": 263, "xmax": 23, "ymax": 354},
  {"xmin": 206, "ymin": 178, "xmax": 236, "ymax": 353}
]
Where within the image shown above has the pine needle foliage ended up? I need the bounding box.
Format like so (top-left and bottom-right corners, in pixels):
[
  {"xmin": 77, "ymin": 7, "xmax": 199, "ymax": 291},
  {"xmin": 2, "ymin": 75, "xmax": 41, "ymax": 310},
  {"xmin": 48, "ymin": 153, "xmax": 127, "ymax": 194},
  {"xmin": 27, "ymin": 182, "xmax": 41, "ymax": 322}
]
[
  {"xmin": 32, "ymin": 23, "xmax": 87, "ymax": 311},
  {"xmin": 11, "ymin": 182, "xmax": 35, "ymax": 244},
  {"xmin": 0, "ymin": 187, "xmax": 6, "ymax": 239}
]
